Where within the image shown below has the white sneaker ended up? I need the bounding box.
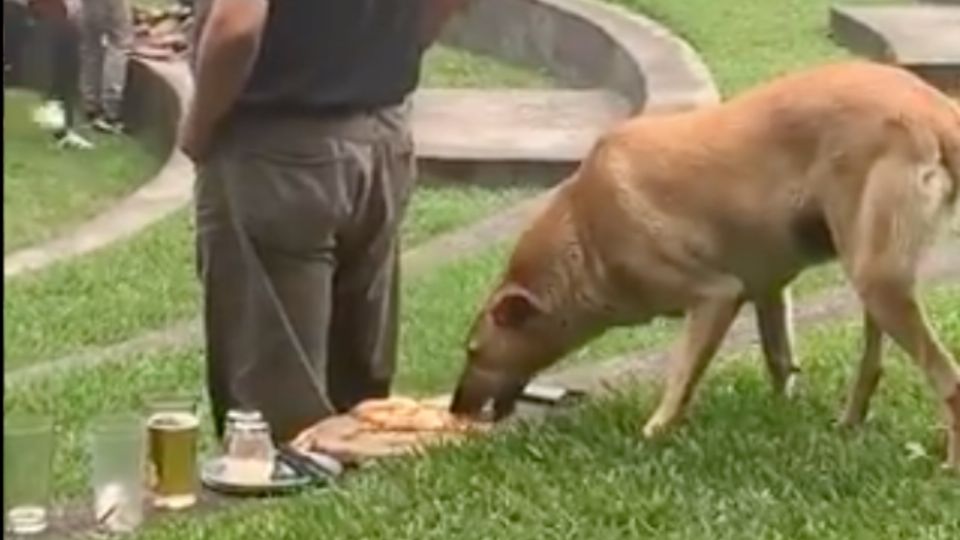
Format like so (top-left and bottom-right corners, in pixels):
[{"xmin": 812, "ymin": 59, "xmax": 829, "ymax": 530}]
[
  {"xmin": 32, "ymin": 101, "xmax": 66, "ymax": 132},
  {"xmin": 56, "ymin": 130, "xmax": 95, "ymax": 150},
  {"xmin": 91, "ymin": 117, "xmax": 124, "ymax": 135}
]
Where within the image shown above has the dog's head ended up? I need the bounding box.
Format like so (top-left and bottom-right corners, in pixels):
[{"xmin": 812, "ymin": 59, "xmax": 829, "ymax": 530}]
[
  {"xmin": 449, "ymin": 192, "xmax": 607, "ymax": 420},
  {"xmin": 449, "ymin": 284, "xmax": 575, "ymax": 420}
]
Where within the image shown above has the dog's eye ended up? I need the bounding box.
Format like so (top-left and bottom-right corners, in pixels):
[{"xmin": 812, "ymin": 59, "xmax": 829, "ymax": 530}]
[{"xmin": 466, "ymin": 340, "xmax": 480, "ymax": 358}]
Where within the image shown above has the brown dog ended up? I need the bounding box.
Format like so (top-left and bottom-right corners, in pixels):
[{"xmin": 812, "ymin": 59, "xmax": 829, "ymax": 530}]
[{"xmin": 449, "ymin": 61, "xmax": 960, "ymax": 470}]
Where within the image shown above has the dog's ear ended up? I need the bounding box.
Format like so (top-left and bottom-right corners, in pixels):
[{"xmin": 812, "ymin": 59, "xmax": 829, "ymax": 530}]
[{"xmin": 490, "ymin": 289, "xmax": 543, "ymax": 328}]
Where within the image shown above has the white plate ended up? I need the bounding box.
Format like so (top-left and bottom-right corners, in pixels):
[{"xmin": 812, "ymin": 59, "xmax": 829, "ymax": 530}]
[{"xmin": 200, "ymin": 457, "xmax": 314, "ymax": 496}]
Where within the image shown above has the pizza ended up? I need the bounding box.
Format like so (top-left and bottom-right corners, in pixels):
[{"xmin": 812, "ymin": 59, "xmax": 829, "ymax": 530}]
[
  {"xmin": 350, "ymin": 397, "xmax": 478, "ymax": 433},
  {"xmin": 290, "ymin": 396, "xmax": 490, "ymax": 462}
]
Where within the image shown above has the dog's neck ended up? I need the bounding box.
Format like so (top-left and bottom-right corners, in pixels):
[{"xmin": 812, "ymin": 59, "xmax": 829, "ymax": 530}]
[{"xmin": 504, "ymin": 189, "xmax": 624, "ymax": 330}]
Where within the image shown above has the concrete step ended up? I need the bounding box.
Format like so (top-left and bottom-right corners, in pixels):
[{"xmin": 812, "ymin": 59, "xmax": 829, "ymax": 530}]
[
  {"xmin": 830, "ymin": 5, "xmax": 960, "ymax": 93},
  {"xmin": 411, "ymin": 88, "xmax": 631, "ymax": 164}
]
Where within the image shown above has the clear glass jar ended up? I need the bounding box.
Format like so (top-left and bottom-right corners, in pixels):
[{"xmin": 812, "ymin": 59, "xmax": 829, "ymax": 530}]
[
  {"xmin": 221, "ymin": 409, "xmax": 275, "ymax": 485},
  {"xmin": 223, "ymin": 410, "xmax": 263, "ymax": 452}
]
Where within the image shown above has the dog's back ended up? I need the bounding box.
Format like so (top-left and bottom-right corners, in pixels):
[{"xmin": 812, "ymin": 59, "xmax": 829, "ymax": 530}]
[{"xmin": 559, "ymin": 61, "xmax": 960, "ymax": 310}]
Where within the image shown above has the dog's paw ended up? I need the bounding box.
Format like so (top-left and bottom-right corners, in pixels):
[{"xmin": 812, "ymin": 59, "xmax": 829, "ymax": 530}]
[
  {"xmin": 771, "ymin": 366, "xmax": 803, "ymax": 399},
  {"xmin": 834, "ymin": 412, "xmax": 866, "ymax": 432},
  {"xmin": 782, "ymin": 372, "xmax": 803, "ymax": 400},
  {"xmin": 642, "ymin": 414, "xmax": 676, "ymax": 439}
]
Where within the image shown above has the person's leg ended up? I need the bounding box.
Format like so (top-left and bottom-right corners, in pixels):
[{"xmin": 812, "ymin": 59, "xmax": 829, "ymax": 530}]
[
  {"xmin": 28, "ymin": 17, "xmax": 58, "ymax": 105},
  {"xmin": 197, "ymin": 117, "xmax": 360, "ymax": 443},
  {"xmin": 327, "ymin": 106, "xmax": 417, "ymax": 412},
  {"xmin": 52, "ymin": 18, "xmax": 79, "ymax": 128},
  {"xmin": 79, "ymin": 0, "xmax": 106, "ymax": 120},
  {"xmin": 3, "ymin": 1, "xmax": 30, "ymax": 86},
  {"xmin": 97, "ymin": 0, "xmax": 131, "ymax": 127},
  {"xmin": 50, "ymin": 13, "xmax": 92, "ymax": 149}
]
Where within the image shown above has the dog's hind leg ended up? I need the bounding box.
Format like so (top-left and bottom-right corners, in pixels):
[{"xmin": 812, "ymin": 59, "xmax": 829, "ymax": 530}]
[
  {"xmin": 837, "ymin": 311, "xmax": 885, "ymax": 428},
  {"xmin": 852, "ymin": 274, "xmax": 959, "ymax": 469},
  {"xmin": 755, "ymin": 288, "xmax": 801, "ymax": 397},
  {"xmin": 842, "ymin": 150, "xmax": 960, "ymax": 470},
  {"xmin": 643, "ymin": 296, "xmax": 743, "ymax": 438}
]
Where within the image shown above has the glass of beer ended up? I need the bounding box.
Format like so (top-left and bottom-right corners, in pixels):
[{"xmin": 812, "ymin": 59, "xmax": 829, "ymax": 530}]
[
  {"xmin": 3, "ymin": 414, "xmax": 55, "ymax": 535},
  {"xmin": 145, "ymin": 395, "xmax": 200, "ymax": 510}
]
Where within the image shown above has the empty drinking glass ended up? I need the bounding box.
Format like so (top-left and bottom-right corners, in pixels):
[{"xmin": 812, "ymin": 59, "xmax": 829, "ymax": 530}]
[
  {"xmin": 4, "ymin": 415, "xmax": 55, "ymax": 535},
  {"xmin": 90, "ymin": 414, "xmax": 147, "ymax": 533}
]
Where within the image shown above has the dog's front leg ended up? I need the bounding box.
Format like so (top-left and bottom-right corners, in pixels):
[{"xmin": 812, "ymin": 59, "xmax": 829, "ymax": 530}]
[
  {"xmin": 755, "ymin": 288, "xmax": 801, "ymax": 397},
  {"xmin": 643, "ymin": 296, "xmax": 743, "ymax": 438}
]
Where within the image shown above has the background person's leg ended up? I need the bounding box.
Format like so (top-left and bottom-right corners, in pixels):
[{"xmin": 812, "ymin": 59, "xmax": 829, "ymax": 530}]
[
  {"xmin": 79, "ymin": 0, "xmax": 106, "ymax": 120},
  {"xmin": 97, "ymin": 0, "xmax": 132, "ymax": 129},
  {"xmin": 3, "ymin": 0, "xmax": 31, "ymax": 86},
  {"xmin": 49, "ymin": 14, "xmax": 91, "ymax": 149}
]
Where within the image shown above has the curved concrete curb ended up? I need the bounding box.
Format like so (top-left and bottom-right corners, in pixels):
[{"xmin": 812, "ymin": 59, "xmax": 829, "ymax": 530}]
[
  {"xmin": 4, "ymin": 59, "xmax": 195, "ymax": 279},
  {"xmin": 442, "ymin": 0, "xmax": 719, "ymax": 112}
]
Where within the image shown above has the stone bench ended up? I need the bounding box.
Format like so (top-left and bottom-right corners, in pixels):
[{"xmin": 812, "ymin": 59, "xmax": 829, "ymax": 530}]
[
  {"xmin": 412, "ymin": 88, "xmax": 631, "ymax": 186},
  {"xmin": 830, "ymin": 3, "xmax": 960, "ymax": 95}
]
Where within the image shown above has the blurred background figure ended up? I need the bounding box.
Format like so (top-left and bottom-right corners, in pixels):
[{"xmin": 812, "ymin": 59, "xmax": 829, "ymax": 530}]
[
  {"xmin": 27, "ymin": 0, "xmax": 94, "ymax": 149},
  {"xmin": 79, "ymin": 0, "xmax": 133, "ymax": 134},
  {"xmin": 4, "ymin": 0, "xmax": 31, "ymax": 87}
]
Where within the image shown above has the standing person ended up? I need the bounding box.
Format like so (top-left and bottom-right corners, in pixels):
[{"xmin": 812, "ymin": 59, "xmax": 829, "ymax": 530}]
[
  {"xmin": 79, "ymin": 0, "xmax": 132, "ymax": 133},
  {"xmin": 28, "ymin": 0, "xmax": 93, "ymax": 149},
  {"xmin": 4, "ymin": 0, "xmax": 31, "ymax": 86},
  {"xmin": 180, "ymin": 0, "xmax": 468, "ymax": 444}
]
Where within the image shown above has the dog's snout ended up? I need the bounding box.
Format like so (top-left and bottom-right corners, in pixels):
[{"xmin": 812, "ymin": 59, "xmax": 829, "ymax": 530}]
[
  {"xmin": 450, "ymin": 365, "xmax": 493, "ymax": 416},
  {"xmin": 450, "ymin": 378, "xmax": 487, "ymax": 417},
  {"xmin": 492, "ymin": 381, "xmax": 525, "ymax": 421},
  {"xmin": 450, "ymin": 365, "xmax": 527, "ymax": 422}
]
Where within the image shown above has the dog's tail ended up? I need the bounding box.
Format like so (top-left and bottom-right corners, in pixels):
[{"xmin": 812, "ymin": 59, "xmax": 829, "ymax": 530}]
[{"xmin": 940, "ymin": 98, "xmax": 960, "ymax": 234}]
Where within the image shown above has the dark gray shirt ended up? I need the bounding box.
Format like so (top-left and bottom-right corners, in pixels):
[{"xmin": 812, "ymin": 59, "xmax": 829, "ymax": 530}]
[{"xmin": 193, "ymin": 0, "xmax": 424, "ymax": 115}]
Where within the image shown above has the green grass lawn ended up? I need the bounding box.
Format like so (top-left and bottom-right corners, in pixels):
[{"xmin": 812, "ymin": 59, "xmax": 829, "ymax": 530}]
[
  {"xmin": 422, "ymin": 46, "xmax": 554, "ymax": 89},
  {"xmin": 6, "ymin": 285, "xmax": 958, "ymax": 535},
  {"xmin": 606, "ymin": 0, "xmax": 903, "ymax": 96},
  {"xmin": 3, "ymin": 90, "xmax": 160, "ymax": 253}
]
